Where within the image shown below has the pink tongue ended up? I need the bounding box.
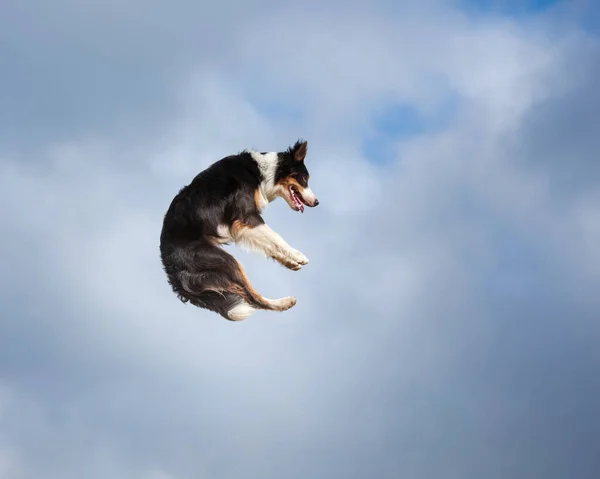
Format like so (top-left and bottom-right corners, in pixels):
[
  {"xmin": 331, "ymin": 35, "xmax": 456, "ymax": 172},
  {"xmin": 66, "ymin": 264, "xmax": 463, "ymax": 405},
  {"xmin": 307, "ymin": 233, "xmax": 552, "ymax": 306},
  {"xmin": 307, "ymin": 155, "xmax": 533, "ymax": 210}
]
[{"xmin": 292, "ymin": 191, "xmax": 304, "ymax": 213}]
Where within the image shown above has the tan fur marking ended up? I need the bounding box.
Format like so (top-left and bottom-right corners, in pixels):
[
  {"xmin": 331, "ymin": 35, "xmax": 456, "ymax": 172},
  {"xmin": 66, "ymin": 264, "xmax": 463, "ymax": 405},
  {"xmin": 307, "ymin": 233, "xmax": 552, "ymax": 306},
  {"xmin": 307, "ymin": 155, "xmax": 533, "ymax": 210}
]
[
  {"xmin": 235, "ymin": 261, "xmax": 266, "ymax": 302},
  {"xmin": 230, "ymin": 219, "xmax": 249, "ymax": 238},
  {"xmin": 254, "ymin": 188, "xmax": 260, "ymax": 210},
  {"xmin": 254, "ymin": 188, "xmax": 265, "ymax": 211},
  {"xmin": 277, "ymin": 177, "xmax": 302, "ymax": 190},
  {"xmin": 276, "ymin": 177, "xmax": 305, "ymax": 203},
  {"xmin": 278, "ymin": 176, "xmax": 314, "ymax": 198}
]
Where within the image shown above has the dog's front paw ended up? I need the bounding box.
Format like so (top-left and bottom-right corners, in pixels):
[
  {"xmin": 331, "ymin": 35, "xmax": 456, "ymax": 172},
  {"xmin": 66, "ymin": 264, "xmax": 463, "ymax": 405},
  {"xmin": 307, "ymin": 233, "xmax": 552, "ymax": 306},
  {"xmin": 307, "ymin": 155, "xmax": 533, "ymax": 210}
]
[
  {"xmin": 280, "ymin": 257, "xmax": 303, "ymax": 271},
  {"xmin": 288, "ymin": 249, "xmax": 309, "ymax": 266},
  {"xmin": 276, "ymin": 248, "xmax": 309, "ymax": 271}
]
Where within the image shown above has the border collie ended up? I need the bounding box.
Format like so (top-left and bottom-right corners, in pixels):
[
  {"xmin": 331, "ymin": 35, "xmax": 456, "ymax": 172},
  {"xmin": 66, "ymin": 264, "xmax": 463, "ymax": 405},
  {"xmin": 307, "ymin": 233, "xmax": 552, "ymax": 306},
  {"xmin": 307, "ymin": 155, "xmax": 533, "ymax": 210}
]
[{"xmin": 159, "ymin": 140, "xmax": 318, "ymax": 321}]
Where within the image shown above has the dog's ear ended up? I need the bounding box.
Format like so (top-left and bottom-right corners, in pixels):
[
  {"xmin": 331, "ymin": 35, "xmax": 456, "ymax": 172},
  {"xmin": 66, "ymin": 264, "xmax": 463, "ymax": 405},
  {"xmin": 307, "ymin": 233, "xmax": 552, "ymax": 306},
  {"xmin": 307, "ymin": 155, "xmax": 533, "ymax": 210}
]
[{"xmin": 293, "ymin": 140, "xmax": 307, "ymax": 162}]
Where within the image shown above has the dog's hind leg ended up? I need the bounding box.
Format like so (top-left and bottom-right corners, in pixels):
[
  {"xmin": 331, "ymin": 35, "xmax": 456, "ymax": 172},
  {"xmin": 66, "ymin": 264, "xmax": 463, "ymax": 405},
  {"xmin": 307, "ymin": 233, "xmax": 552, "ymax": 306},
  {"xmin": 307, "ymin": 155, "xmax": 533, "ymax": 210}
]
[
  {"xmin": 176, "ymin": 270, "xmax": 296, "ymax": 320},
  {"xmin": 179, "ymin": 289, "xmax": 254, "ymax": 320},
  {"xmin": 223, "ymin": 295, "xmax": 297, "ymax": 321},
  {"xmin": 226, "ymin": 295, "xmax": 296, "ymax": 321},
  {"xmin": 174, "ymin": 243, "xmax": 297, "ymax": 319},
  {"xmin": 229, "ymin": 260, "xmax": 297, "ymax": 313}
]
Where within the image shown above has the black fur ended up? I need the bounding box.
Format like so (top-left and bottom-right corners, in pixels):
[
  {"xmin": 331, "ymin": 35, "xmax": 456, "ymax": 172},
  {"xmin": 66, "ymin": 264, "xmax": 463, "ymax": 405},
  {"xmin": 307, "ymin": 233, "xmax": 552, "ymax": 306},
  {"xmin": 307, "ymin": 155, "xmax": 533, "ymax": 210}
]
[
  {"xmin": 161, "ymin": 153, "xmax": 264, "ymax": 243},
  {"xmin": 159, "ymin": 152, "xmax": 266, "ymax": 320},
  {"xmin": 277, "ymin": 140, "xmax": 310, "ymax": 186}
]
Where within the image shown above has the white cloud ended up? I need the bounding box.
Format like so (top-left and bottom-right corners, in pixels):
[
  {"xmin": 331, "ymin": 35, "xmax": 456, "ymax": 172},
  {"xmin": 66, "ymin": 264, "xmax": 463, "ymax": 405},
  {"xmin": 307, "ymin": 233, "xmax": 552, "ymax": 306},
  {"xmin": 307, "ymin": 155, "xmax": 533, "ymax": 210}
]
[{"xmin": 1, "ymin": 2, "xmax": 599, "ymax": 478}]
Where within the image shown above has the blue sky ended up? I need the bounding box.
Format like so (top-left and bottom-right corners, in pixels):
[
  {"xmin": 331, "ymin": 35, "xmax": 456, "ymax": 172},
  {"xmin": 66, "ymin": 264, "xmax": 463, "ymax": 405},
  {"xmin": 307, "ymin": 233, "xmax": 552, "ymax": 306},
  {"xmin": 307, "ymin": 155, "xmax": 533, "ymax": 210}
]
[
  {"xmin": 360, "ymin": 0, "xmax": 593, "ymax": 166},
  {"xmin": 1, "ymin": 1, "xmax": 599, "ymax": 478},
  {"xmin": 464, "ymin": 0, "xmax": 560, "ymax": 16}
]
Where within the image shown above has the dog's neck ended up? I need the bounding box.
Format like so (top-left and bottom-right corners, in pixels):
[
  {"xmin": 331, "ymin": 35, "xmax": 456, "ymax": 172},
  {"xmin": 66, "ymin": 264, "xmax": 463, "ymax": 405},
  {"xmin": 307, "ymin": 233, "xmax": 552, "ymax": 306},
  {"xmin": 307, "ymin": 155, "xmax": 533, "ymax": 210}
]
[{"xmin": 250, "ymin": 151, "xmax": 280, "ymax": 208}]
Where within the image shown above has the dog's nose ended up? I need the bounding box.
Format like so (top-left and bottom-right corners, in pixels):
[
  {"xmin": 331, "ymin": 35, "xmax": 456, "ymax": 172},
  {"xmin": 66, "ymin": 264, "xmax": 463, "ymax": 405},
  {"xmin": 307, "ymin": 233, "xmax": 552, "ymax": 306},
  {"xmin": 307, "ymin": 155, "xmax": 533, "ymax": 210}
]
[{"xmin": 313, "ymin": 199, "xmax": 319, "ymax": 206}]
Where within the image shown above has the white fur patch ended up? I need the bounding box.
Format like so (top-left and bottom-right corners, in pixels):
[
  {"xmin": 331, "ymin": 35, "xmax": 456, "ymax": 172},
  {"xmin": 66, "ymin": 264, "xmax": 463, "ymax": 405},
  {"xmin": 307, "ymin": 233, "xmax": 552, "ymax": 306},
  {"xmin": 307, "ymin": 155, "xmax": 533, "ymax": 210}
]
[
  {"xmin": 215, "ymin": 224, "xmax": 232, "ymax": 243},
  {"xmin": 232, "ymin": 224, "xmax": 280, "ymax": 258},
  {"xmin": 301, "ymin": 186, "xmax": 317, "ymax": 205},
  {"xmin": 250, "ymin": 151, "xmax": 280, "ymax": 204},
  {"xmin": 232, "ymin": 224, "xmax": 309, "ymax": 268},
  {"xmin": 268, "ymin": 296, "xmax": 297, "ymax": 311},
  {"xmin": 227, "ymin": 302, "xmax": 256, "ymax": 321}
]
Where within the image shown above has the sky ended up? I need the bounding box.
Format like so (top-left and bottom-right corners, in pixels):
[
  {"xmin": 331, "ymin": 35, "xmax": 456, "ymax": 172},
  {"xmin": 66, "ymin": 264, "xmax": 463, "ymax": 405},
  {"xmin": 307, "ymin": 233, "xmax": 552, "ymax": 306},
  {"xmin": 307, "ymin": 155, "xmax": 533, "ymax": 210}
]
[{"xmin": 1, "ymin": 0, "xmax": 599, "ymax": 478}]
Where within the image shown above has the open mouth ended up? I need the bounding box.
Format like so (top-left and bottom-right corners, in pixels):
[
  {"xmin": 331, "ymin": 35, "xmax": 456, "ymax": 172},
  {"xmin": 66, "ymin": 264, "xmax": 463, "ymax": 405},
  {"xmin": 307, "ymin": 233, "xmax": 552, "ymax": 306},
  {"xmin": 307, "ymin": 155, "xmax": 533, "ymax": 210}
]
[{"xmin": 289, "ymin": 185, "xmax": 307, "ymax": 213}]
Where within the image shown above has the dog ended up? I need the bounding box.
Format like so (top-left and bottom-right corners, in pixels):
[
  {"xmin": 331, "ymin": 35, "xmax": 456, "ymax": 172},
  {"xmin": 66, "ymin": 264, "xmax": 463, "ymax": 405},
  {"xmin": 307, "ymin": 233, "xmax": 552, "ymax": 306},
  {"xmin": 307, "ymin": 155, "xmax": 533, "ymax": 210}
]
[{"xmin": 159, "ymin": 139, "xmax": 319, "ymax": 321}]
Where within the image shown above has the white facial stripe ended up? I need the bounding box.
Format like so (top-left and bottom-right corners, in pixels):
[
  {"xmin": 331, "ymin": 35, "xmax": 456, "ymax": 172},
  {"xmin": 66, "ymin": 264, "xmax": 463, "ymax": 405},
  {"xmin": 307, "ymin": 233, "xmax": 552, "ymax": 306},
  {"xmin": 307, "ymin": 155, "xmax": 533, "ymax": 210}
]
[
  {"xmin": 250, "ymin": 151, "xmax": 279, "ymax": 203},
  {"xmin": 301, "ymin": 186, "xmax": 317, "ymax": 204}
]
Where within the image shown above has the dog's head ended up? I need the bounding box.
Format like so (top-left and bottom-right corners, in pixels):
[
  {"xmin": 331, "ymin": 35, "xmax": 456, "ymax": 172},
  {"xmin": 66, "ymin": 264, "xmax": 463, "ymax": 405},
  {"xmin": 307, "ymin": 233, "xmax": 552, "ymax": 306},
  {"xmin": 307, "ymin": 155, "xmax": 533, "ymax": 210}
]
[{"xmin": 274, "ymin": 140, "xmax": 319, "ymax": 213}]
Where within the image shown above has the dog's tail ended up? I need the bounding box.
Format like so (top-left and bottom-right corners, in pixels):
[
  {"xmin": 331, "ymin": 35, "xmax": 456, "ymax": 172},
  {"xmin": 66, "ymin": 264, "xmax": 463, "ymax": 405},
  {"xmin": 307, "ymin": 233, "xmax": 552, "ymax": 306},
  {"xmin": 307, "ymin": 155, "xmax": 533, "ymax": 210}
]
[{"xmin": 161, "ymin": 241, "xmax": 296, "ymax": 320}]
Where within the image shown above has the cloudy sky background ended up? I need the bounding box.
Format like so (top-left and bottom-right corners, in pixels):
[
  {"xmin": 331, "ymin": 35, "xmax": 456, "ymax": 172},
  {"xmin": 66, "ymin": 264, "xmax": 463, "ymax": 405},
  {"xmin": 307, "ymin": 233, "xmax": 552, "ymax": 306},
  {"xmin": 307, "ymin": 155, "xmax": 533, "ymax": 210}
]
[{"xmin": 1, "ymin": 0, "xmax": 599, "ymax": 477}]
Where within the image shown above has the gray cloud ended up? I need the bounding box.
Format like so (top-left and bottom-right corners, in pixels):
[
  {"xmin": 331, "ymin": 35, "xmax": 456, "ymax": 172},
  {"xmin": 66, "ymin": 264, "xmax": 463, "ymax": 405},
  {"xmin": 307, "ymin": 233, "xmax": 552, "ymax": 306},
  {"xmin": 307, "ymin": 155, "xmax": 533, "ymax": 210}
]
[{"xmin": 1, "ymin": 1, "xmax": 599, "ymax": 479}]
